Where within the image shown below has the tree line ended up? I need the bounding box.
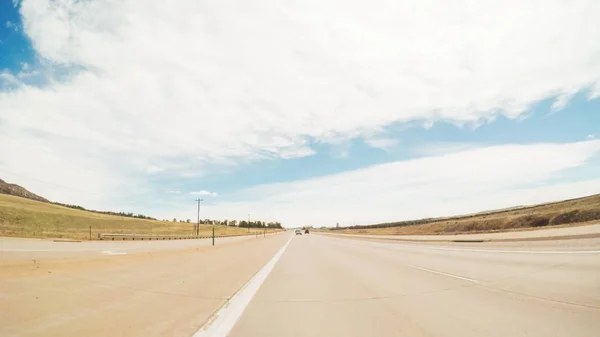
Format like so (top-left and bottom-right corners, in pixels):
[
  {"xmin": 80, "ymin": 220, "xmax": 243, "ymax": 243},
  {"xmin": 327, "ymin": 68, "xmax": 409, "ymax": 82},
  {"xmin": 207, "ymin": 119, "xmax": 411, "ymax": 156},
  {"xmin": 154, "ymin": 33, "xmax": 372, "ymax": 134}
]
[
  {"xmin": 53, "ymin": 202, "xmax": 157, "ymax": 220},
  {"xmin": 330, "ymin": 218, "xmax": 437, "ymax": 230},
  {"xmin": 53, "ymin": 201, "xmax": 283, "ymax": 228},
  {"xmin": 170, "ymin": 218, "xmax": 283, "ymax": 229}
]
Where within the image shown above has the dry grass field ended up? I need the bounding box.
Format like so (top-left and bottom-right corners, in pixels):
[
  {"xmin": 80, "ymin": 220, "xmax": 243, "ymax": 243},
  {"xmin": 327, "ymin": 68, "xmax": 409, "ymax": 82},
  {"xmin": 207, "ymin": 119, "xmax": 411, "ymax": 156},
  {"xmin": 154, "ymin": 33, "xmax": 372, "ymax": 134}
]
[
  {"xmin": 0, "ymin": 194, "xmax": 275, "ymax": 240},
  {"xmin": 334, "ymin": 194, "xmax": 600, "ymax": 235}
]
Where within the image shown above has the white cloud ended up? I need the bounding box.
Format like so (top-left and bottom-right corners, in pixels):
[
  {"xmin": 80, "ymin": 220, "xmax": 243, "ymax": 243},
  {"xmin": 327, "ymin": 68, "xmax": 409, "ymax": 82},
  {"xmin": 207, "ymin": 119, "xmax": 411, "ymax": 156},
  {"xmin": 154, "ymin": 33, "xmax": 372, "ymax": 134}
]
[
  {"xmin": 591, "ymin": 82, "xmax": 600, "ymax": 99},
  {"xmin": 278, "ymin": 145, "xmax": 316, "ymax": 159},
  {"xmin": 5, "ymin": 21, "xmax": 18, "ymax": 31},
  {"xmin": 166, "ymin": 190, "xmax": 181, "ymax": 194},
  {"xmin": 551, "ymin": 92, "xmax": 574, "ymax": 111},
  {"xmin": 587, "ymin": 134, "xmax": 595, "ymax": 140},
  {"xmin": 0, "ymin": 133, "xmax": 143, "ymax": 209},
  {"xmin": 192, "ymin": 141, "xmax": 600, "ymax": 226},
  {"xmin": 1, "ymin": 0, "xmax": 600, "ymax": 210},
  {"xmin": 145, "ymin": 166, "xmax": 164, "ymax": 174},
  {"xmin": 190, "ymin": 190, "xmax": 218, "ymax": 197},
  {"xmin": 330, "ymin": 143, "xmax": 350, "ymax": 158},
  {"xmin": 364, "ymin": 137, "xmax": 399, "ymax": 150},
  {"xmin": 0, "ymin": 72, "xmax": 20, "ymax": 85},
  {"xmin": 413, "ymin": 142, "xmax": 482, "ymax": 156}
]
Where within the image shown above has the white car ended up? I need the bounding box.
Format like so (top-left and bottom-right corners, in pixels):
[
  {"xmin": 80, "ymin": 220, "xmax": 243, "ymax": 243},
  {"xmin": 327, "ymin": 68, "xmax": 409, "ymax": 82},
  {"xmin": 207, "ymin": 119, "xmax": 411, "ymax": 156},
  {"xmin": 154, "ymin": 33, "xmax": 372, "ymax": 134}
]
[{"xmin": 295, "ymin": 229, "xmax": 303, "ymax": 235}]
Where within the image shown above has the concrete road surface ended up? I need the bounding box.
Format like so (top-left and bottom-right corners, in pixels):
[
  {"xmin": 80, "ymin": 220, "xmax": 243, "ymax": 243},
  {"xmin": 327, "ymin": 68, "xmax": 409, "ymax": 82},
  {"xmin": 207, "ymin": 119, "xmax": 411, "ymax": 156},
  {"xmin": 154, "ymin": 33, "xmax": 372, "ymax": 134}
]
[
  {"xmin": 1, "ymin": 232, "xmax": 599, "ymax": 336},
  {"xmin": 0, "ymin": 234, "xmax": 267, "ymax": 261},
  {"xmin": 0, "ymin": 233, "xmax": 288, "ymax": 337},
  {"xmin": 228, "ymin": 234, "xmax": 600, "ymax": 337}
]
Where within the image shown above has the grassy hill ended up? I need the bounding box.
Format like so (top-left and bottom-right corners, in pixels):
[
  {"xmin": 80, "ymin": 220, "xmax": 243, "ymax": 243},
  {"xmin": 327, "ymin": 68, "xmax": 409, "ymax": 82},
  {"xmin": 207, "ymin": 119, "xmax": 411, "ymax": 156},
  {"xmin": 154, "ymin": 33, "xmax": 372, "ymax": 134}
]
[
  {"xmin": 0, "ymin": 194, "xmax": 271, "ymax": 240},
  {"xmin": 333, "ymin": 193, "xmax": 600, "ymax": 235}
]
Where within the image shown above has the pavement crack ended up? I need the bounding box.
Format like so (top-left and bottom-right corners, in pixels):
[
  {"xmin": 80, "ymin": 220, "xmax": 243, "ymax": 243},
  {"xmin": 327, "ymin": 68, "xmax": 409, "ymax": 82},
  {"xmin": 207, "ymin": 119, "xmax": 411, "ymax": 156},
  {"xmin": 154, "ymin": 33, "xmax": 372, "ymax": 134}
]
[
  {"xmin": 257, "ymin": 283, "xmax": 480, "ymax": 303},
  {"xmin": 55, "ymin": 274, "xmax": 229, "ymax": 300},
  {"xmin": 478, "ymin": 284, "xmax": 600, "ymax": 310}
]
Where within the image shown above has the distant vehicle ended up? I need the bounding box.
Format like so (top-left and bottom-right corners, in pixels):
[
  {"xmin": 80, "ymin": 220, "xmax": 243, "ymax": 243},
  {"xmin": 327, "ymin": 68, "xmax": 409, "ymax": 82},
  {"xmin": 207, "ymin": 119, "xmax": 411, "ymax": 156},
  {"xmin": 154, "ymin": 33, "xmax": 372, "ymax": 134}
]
[
  {"xmin": 295, "ymin": 229, "xmax": 303, "ymax": 235},
  {"xmin": 304, "ymin": 229, "xmax": 309, "ymax": 234}
]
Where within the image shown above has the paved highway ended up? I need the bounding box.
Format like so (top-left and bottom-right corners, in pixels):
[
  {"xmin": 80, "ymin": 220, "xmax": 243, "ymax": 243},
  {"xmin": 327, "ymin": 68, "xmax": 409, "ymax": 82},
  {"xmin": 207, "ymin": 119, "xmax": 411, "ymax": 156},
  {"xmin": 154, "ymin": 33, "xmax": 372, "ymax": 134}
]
[
  {"xmin": 1, "ymin": 231, "xmax": 599, "ymax": 336},
  {"xmin": 229, "ymin": 234, "xmax": 600, "ymax": 337},
  {"xmin": 0, "ymin": 234, "xmax": 267, "ymax": 261},
  {"xmin": 0, "ymin": 234, "xmax": 288, "ymax": 337}
]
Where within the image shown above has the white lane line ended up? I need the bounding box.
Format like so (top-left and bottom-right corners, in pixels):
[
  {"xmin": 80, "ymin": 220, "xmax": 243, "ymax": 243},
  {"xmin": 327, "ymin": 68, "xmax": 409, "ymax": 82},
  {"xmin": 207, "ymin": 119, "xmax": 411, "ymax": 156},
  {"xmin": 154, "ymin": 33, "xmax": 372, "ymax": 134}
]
[
  {"xmin": 0, "ymin": 248, "xmax": 138, "ymax": 252},
  {"xmin": 193, "ymin": 236, "xmax": 293, "ymax": 337},
  {"xmin": 101, "ymin": 250, "xmax": 128, "ymax": 255},
  {"xmin": 0, "ymin": 249, "xmax": 68, "ymax": 252},
  {"xmin": 407, "ymin": 264, "xmax": 480, "ymax": 283},
  {"xmin": 369, "ymin": 242, "xmax": 600, "ymax": 254}
]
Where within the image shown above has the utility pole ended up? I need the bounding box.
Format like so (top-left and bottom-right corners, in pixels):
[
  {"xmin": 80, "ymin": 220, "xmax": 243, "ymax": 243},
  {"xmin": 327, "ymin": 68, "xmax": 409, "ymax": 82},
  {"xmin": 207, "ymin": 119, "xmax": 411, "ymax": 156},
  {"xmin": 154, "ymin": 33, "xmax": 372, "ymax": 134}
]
[{"xmin": 195, "ymin": 199, "xmax": 203, "ymax": 236}]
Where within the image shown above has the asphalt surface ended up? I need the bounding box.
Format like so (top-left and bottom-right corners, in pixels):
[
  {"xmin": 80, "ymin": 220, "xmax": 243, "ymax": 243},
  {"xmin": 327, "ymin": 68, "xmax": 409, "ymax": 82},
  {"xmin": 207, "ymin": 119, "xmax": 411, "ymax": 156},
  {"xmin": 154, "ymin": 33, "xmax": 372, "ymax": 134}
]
[{"xmin": 1, "ymin": 230, "xmax": 599, "ymax": 337}]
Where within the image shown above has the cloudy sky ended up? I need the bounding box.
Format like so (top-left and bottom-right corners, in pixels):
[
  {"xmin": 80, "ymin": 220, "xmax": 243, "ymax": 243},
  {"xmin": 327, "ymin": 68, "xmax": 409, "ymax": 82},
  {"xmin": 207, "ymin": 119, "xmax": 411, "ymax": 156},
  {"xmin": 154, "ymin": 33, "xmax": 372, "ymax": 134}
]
[{"xmin": 1, "ymin": 0, "xmax": 599, "ymax": 227}]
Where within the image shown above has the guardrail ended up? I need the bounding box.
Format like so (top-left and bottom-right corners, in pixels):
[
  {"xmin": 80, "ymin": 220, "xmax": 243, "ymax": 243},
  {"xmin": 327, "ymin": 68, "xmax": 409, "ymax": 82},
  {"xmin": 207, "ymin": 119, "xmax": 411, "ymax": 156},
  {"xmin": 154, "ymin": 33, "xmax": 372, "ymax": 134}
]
[{"xmin": 98, "ymin": 233, "xmax": 260, "ymax": 241}]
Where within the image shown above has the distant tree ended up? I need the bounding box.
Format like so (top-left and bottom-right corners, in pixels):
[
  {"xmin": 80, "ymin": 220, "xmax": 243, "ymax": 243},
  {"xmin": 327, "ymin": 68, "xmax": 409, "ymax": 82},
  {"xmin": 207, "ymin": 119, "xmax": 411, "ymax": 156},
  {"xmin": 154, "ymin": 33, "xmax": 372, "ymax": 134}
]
[
  {"xmin": 173, "ymin": 218, "xmax": 177, "ymax": 222},
  {"xmin": 230, "ymin": 220, "xmax": 237, "ymax": 227},
  {"xmin": 186, "ymin": 219, "xmax": 191, "ymax": 223}
]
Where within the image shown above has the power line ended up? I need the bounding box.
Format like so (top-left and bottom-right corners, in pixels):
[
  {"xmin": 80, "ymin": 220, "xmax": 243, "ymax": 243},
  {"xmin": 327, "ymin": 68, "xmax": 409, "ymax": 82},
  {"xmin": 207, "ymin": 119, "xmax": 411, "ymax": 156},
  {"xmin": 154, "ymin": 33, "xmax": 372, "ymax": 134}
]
[
  {"xmin": 0, "ymin": 131, "xmax": 110, "ymax": 178},
  {"xmin": 0, "ymin": 168, "xmax": 155, "ymax": 206},
  {"xmin": 0, "ymin": 168, "xmax": 94, "ymax": 195}
]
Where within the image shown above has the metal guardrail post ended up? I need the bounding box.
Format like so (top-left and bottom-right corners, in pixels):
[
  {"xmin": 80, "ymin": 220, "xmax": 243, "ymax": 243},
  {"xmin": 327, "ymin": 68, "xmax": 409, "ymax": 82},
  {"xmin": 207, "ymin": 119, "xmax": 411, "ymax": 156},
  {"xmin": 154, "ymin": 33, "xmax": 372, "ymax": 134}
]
[{"xmin": 96, "ymin": 232, "xmax": 260, "ymax": 241}]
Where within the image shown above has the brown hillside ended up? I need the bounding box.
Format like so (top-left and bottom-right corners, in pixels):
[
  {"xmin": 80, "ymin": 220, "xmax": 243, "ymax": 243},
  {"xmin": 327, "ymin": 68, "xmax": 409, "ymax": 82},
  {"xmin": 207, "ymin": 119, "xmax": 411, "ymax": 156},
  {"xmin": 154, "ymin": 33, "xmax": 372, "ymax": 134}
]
[
  {"xmin": 333, "ymin": 193, "xmax": 600, "ymax": 235},
  {"xmin": 0, "ymin": 178, "xmax": 49, "ymax": 203}
]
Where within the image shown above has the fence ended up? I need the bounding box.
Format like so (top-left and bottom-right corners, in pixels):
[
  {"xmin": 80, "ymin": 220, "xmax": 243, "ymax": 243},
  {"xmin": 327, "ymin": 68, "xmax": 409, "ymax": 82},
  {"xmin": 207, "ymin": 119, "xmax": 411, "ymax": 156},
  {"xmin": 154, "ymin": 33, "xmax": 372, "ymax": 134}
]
[{"xmin": 98, "ymin": 231, "xmax": 275, "ymax": 241}]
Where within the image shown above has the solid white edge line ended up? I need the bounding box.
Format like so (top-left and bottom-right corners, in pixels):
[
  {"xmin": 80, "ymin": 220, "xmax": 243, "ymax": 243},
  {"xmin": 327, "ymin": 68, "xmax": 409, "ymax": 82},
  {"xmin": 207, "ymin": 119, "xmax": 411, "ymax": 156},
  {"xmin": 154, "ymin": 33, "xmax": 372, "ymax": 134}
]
[
  {"xmin": 101, "ymin": 250, "xmax": 128, "ymax": 255},
  {"xmin": 330, "ymin": 237, "xmax": 600, "ymax": 254},
  {"xmin": 193, "ymin": 235, "xmax": 294, "ymax": 337},
  {"xmin": 407, "ymin": 264, "xmax": 480, "ymax": 283},
  {"xmin": 398, "ymin": 245, "xmax": 600, "ymax": 254},
  {"xmin": 0, "ymin": 248, "xmax": 139, "ymax": 252}
]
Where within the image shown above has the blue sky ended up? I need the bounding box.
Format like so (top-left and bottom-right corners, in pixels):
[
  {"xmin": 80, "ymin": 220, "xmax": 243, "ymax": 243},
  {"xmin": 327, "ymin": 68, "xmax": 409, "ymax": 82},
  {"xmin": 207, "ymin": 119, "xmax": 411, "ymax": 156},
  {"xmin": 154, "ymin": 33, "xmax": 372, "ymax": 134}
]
[
  {"xmin": 0, "ymin": 1, "xmax": 29, "ymax": 69},
  {"xmin": 1, "ymin": 0, "xmax": 599, "ymax": 227}
]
